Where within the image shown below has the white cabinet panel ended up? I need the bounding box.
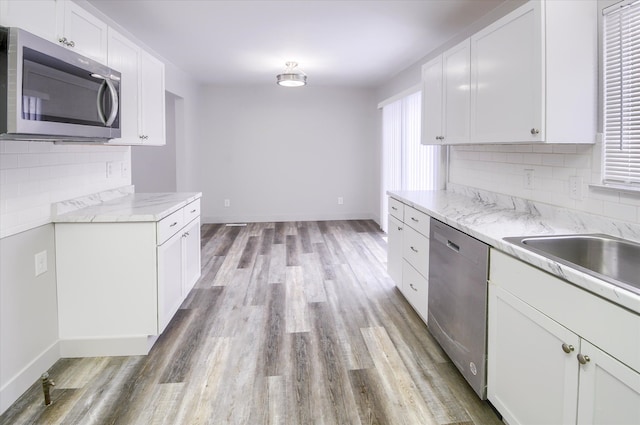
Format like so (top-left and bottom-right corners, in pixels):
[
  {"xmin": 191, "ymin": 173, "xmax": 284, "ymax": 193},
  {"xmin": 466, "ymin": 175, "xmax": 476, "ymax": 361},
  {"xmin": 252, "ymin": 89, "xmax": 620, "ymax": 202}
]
[
  {"xmin": 471, "ymin": 1, "xmax": 541, "ymax": 143},
  {"xmin": 421, "ymin": 55, "xmax": 443, "ymax": 145},
  {"xmin": 388, "ymin": 197, "xmax": 405, "ymax": 221},
  {"xmin": 470, "ymin": 0, "xmax": 596, "ymax": 144},
  {"xmin": 183, "ymin": 218, "xmax": 201, "ymax": 295},
  {"xmin": 0, "ymin": 0, "xmax": 58, "ymax": 41},
  {"xmin": 577, "ymin": 340, "xmax": 640, "ymax": 425},
  {"xmin": 387, "ymin": 215, "xmax": 403, "ymax": 289},
  {"xmin": 57, "ymin": 0, "xmax": 108, "ymax": 64},
  {"xmin": 402, "ymin": 225, "xmax": 429, "ymax": 279},
  {"xmin": 139, "ymin": 50, "xmax": 166, "ymax": 146},
  {"xmin": 404, "ymin": 205, "xmax": 430, "ymax": 237},
  {"xmin": 421, "ymin": 38, "xmax": 470, "ymax": 145},
  {"xmin": 402, "ymin": 260, "xmax": 428, "ymax": 321},
  {"xmin": 107, "ymin": 28, "xmax": 141, "ymax": 145},
  {"xmin": 488, "ymin": 284, "xmax": 579, "ymax": 425},
  {"xmin": 158, "ymin": 228, "xmax": 184, "ymax": 333},
  {"xmin": 442, "ymin": 39, "xmax": 470, "ymax": 144}
]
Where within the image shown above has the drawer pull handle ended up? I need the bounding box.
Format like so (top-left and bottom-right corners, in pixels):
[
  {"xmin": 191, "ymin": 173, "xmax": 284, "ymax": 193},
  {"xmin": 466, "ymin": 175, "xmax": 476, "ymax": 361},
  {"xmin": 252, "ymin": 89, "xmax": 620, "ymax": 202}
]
[
  {"xmin": 397, "ymin": 226, "xmax": 403, "ymax": 231},
  {"xmin": 169, "ymin": 222, "xmax": 178, "ymax": 227},
  {"xmin": 561, "ymin": 343, "xmax": 575, "ymax": 354},
  {"xmin": 410, "ymin": 246, "xmax": 418, "ymax": 253},
  {"xmin": 409, "ymin": 283, "xmax": 418, "ymax": 292},
  {"xmin": 446, "ymin": 240, "xmax": 460, "ymax": 252},
  {"xmin": 411, "ymin": 217, "xmax": 419, "ymax": 222},
  {"xmin": 391, "ymin": 206, "xmax": 398, "ymax": 210},
  {"xmin": 577, "ymin": 354, "xmax": 590, "ymax": 365},
  {"xmin": 190, "ymin": 209, "xmax": 197, "ymax": 213}
]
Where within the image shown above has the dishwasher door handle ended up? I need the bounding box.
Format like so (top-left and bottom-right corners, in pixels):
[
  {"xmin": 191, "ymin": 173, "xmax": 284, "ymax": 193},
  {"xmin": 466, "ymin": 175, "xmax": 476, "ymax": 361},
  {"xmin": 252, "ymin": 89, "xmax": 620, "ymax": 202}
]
[{"xmin": 447, "ymin": 240, "xmax": 460, "ymax": 252}]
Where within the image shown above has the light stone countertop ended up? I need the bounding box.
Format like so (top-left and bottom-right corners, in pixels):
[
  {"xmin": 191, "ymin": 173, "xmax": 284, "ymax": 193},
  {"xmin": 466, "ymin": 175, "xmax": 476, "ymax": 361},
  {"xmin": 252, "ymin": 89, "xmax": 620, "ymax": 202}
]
[
  {"xmin": 53, "ymin": 187, "xmax": 202, "ymax": 223},
  {"xmin": 388, "ymin": 187, "xmax": 640, "ymax": 315}
]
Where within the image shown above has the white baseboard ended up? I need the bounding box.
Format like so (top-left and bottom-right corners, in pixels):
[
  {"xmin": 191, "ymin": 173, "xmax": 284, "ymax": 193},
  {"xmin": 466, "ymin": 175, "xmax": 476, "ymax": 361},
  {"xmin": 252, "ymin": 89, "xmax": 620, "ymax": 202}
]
[
  {"xmin": 0, "ymin": 341, "xmax": 60, "ymax": 415},
  {"xmin": 59, "ymin": 335, "xmax": 156, "ymax": 358}
]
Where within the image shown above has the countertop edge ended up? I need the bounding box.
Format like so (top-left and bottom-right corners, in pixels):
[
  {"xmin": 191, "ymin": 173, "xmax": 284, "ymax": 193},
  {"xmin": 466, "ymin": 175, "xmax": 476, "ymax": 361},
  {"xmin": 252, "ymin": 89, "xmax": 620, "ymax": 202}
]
[
  {"xmin": 388, "ymin": 190, "xmax": 640, "ymax": 315},
  {"xmin": 53, "ymin": 192, "xmax": 202, "ymax": 223}
]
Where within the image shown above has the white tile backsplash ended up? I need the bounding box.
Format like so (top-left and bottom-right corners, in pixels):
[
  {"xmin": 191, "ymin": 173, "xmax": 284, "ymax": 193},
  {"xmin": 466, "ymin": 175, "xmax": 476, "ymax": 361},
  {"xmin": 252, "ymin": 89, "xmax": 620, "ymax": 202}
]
[
  {"xmin": 0, "ymin": 141, "xmax": 131, "ymax": 238},
  {"xmin": 449, "ymin": 142, "xmax": 640, "ymax": 225}
]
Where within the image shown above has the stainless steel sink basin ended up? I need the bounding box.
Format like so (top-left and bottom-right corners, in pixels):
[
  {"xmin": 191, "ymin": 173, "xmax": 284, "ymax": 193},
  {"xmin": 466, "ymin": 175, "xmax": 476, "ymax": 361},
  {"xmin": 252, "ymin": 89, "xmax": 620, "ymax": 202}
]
[{"xmin": 503, "ymin": 234, "xmax": 640, "ymax": 295}]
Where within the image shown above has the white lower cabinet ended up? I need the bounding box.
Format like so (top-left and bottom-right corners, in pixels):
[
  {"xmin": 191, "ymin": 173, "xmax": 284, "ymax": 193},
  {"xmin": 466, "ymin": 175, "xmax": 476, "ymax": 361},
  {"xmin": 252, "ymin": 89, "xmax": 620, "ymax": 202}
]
[
  {"xmin": 55, "ymin": 199, "xmax": 201, "ymax": 357},
  {"xmin": 387, "ymin": 197, "xmax": 430, "ymax": 322},
  {"xmin": 488, "ymin": 249, "xmax": 640, "ymax": 425}
]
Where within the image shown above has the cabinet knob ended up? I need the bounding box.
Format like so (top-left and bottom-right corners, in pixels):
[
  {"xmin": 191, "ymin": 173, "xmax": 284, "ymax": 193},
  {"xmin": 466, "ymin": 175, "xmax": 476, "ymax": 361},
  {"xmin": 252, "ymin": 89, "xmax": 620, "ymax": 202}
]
[
  {"xmin": 561, "ymin": 343, "xmax": 575, "ymax": 354},
  {"xmin": 397, "ymin": 226, "xmax": 402, "ymax": 231},
  {"xmin": 530, "ymin": 128, "xmax": 540, "ymax": 135},
  {"xmin": 577, "ymin": 353, "xmax": 591, "ymax": 365}
]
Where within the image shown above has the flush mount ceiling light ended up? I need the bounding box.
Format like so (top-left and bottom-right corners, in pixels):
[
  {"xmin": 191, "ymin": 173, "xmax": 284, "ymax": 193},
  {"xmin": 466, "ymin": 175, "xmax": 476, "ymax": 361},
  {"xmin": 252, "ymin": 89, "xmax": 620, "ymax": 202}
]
[{"xmin": 276, "ymin": 61, "xmax": 307, "ymax": 87}]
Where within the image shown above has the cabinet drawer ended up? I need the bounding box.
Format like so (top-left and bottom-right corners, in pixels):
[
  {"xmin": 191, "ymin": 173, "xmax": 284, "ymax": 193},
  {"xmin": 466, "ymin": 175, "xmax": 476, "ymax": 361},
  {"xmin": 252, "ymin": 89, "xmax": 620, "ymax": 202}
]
[
  {"xmin": 405, "ymin": 206, "xmax": 430, "ymax": 236},
  {"xmin": 403, "ymin": 226, "xmax": 429, "ymax": 278},
  {"xmin": 184, "ymin": 199, "xmax": 201, "ymax": 223},
  {"xmin": 402, "ymin": 260, "xmax": 428, "ymax": 320},
  {"xmin": 490, "ymin": 249, "xmax": 640, "ymax": 373},
  {"xmin": 157, "ymin": 208, "xmax": 184, "ymax": 245},
  {"xmin": 389, "ymin": 197, "xmax": 404, "ymax": 220}
]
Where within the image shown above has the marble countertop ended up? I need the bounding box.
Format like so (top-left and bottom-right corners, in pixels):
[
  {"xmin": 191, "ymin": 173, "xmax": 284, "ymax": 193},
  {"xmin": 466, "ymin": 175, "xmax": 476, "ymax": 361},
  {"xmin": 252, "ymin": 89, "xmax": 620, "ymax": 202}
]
[
  {"xmin": 388, "ymin": 189, "xmax": 640, "ymax": 314},
  {"xmin": 53, "ymin": 188, "xmax": 202, "ymax": 223}
]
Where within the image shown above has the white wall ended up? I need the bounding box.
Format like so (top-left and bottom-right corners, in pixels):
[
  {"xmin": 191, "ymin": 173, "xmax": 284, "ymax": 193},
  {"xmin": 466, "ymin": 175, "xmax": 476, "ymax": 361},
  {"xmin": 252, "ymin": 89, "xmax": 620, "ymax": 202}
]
[{"xmin": 198, "ymin": 85, "xmax": 378, "ymax": 223}]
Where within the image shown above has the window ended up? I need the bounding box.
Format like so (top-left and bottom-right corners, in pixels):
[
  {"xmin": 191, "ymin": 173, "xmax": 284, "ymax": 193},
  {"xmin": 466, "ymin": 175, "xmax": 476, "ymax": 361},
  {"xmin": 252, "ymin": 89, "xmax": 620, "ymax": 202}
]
[
  {"xmin": 603, "ymin": 0, "xmax": 640, "ymax": 187},
  {"xmin": 380, "ymin": 90, "xmax": 441, "ymax": 231}
]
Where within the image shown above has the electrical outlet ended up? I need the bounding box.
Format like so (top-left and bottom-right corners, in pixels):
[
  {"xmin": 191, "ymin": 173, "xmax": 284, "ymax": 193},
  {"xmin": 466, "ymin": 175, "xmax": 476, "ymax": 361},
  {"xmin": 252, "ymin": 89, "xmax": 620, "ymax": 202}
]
[
  {"xmin": 224, "ymin": 199, "xmax": 230, "ymax": 207},
  {"xmin": 338, "ymin": 197, "xmax": 344, "ymax": 205},
  {"xmin": 569, "ymin": 176, "xmax": 583, "ymax": 200},
  {"xmin": 35, "ymin": 250, "xmax": 47, "ymax": 276},
  {"xmin": 120, "ymin": 162, "xmax": 129, "ymax": 178},
  {"xmin": 524, "ymin": 169, "xmax": 534, "ymax": 189}
]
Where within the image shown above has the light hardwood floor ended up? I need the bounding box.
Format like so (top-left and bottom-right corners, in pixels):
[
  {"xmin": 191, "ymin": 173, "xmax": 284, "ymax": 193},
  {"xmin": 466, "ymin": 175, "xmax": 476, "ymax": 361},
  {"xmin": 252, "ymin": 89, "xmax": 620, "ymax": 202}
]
[{"xmin": 0, "ymin": 220, "xmax": 502, "ymax": 425}]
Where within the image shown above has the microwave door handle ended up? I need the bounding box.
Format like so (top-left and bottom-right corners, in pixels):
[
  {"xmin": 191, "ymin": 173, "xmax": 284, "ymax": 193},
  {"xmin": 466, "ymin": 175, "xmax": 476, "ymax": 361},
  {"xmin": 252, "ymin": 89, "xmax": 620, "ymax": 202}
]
[
  {"xmin": 103, "ymin": 77, "xmax": 119, "ymax": 127},
  {"xmin": 96, "ymin": 79, "xmax": 108, "ymax": 125}
]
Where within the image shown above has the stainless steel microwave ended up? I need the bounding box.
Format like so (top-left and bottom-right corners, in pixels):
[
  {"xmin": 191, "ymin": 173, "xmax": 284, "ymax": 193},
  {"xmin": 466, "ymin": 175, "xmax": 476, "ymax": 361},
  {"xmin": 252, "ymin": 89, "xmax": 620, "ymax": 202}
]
[{"xmin": 0, "ymin": 26, "xmax": 121, "ymax": 142}]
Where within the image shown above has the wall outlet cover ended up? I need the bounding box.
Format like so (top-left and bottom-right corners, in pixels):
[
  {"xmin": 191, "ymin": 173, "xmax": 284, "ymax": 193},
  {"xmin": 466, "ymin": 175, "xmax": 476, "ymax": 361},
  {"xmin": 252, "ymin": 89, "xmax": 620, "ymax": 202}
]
[{"xmin": 35, "ymin": 250, "xmax": 47, "ymax": 276}]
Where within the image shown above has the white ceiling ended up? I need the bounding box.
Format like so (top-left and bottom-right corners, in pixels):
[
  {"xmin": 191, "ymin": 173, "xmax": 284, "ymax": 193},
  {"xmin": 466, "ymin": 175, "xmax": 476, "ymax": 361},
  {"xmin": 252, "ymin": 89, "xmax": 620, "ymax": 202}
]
[{"xmin": 87, "ymin": 0, "xmax": 507, "ymax": 87}]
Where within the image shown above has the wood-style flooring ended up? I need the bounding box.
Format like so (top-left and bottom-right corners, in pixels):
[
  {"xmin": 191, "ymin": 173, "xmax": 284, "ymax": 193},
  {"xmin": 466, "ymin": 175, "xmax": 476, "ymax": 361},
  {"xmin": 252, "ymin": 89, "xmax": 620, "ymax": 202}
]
[{"xmin": 1, "ymin": 220, "xmax": 502, "ymax": 425}]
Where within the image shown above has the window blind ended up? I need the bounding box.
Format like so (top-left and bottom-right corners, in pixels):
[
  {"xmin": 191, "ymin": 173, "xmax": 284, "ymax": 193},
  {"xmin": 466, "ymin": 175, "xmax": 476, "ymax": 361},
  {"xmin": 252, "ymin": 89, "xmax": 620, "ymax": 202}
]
[
  {"xmin": 603, "ymin": 0, "xmax": 640, "ymax": 186},
  {"xmin": 380, "ymin": 90, "xmax": 440, "ymax": 232}
]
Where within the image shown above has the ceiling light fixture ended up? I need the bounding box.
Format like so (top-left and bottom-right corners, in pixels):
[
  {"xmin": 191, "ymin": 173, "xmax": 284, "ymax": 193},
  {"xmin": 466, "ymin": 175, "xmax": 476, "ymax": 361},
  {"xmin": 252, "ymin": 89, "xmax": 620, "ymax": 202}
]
[{"xmin": 276, "ymin": 61, "xmax": 307, "ymax": 87}]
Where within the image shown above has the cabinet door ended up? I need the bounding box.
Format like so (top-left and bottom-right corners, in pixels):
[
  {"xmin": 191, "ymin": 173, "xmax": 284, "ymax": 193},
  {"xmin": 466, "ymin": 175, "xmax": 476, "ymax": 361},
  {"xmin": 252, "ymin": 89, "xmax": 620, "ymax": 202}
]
[
  {"xmin": 470, "ymin": 1, "xmax": 542, "ymax": 143},
  {"xmin": 387, "ymin": 215, "xmax": 403, "ymax": 288},
  {"xmin": 0, "ymin": 0, "xmax": 58, "ymax": 41},
  {"xmin": 157, "ymin": 229, "xmax": 183, "ymax": 333},
  {"xmin": 139, "ymin": 50, "xmax": 166, "ymax": 146},
  {"xmin": 488, "ymin": 284, "xmax": 579, "ymax": 425},
  {"xmin": 577, "ymin": 340, "xmax": 640, "ymax": 425},
  {"xmin": 107, "ymin": 29, "xmax": 141, "ymax": 145},
  {"xmin": 421, "ymin": 55, "xmax": 443, "ymax": 145},
  {"xmin": 182, "ymin": 218, "xmax": 201, "ymax": 296},
  {"xmin": 57, "ymin": 0, "xmax": 108, "ymax": 64},
  {"xmin": 442, "ymin": 39, "xmax": 470, "ymax": 144},
  {"xmin": 401, "ymin": 260, "xmax": 428, "ymax": 321}
]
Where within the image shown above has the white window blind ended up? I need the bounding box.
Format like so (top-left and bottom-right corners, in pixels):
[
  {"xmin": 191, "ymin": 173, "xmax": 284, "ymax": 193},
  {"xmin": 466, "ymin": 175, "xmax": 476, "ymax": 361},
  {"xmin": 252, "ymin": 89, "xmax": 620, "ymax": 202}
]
[
  {"xmin": 380, "ymin": 90, "xmax": 440, "ymax": 232},
  {"xmin": 603, "ymin": 0, "xmax": 640, "ymax": 186}
]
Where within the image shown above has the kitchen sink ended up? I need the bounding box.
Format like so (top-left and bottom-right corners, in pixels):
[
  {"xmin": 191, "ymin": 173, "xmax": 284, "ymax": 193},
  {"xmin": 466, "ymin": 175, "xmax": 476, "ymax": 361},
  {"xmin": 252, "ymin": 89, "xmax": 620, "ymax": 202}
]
[{"xmin": 503, "ymin": 234, "xmax": 640, "ymax": 296}]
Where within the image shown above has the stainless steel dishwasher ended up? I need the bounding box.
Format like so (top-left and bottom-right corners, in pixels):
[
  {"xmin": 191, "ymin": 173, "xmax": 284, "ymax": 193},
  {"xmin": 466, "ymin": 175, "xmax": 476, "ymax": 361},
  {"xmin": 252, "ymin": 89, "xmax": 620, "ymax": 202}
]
[{"xmin": 428, "ymin": 218, "xmax": 489, "ymax": 399}]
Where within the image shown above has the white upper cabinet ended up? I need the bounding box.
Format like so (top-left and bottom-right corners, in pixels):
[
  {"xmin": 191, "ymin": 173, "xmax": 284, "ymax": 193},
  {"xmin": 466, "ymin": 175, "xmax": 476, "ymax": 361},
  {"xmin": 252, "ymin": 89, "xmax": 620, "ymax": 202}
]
[
  {"xmin": 421, "ymin": 39, "xmax": 471, "ymax": 145},
  {"xmin": 0, "ymin": 0, "xmax": 58, "ymax": 41},
  {"xmin": 107, "ymin": 28, "xmax": 141, "ymax": 144},
  {"xmin": 56, "ymin": 0, "xmax": 108, "ymax": 64},
  {"xmin": 470, "ymin": 0, "xmax": 597, "ymax": 144},
  {"xmin": 421, "ymin": 55, "xmax": 443, "ymax": 145},
  {"xmin": 139, "ymin": 50, "xmax": 166, "ymax": 146}
]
